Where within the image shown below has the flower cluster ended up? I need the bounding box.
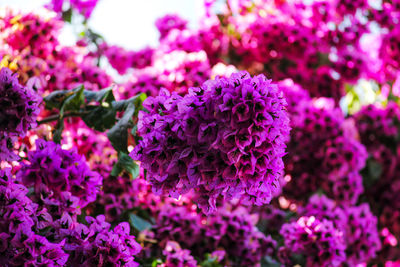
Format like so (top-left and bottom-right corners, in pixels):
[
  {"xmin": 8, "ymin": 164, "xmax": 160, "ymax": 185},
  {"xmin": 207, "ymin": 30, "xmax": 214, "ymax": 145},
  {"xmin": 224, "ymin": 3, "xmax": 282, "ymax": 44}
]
[
  {"xmin": 0, "ymin": 67, "xmax": 40, "ymax": 161},
  {"xmin": 0, "ymin": 168, "xmax": 142, "ymax": 266},
  {"xmin": 103, "ymin": 45, "xmax": 154, "ymax": 74},
  {"xmin": 17, "ymin": 139, "xmax": 102, "ymax": 207},
  {"xmin": 59, "ymin": 215, "xmax": 142, "ymax": 266},
  {"xmin": 132, "ymin": 71, "xmax": 290, "ymax": 213},
  {"xmin": 151, "ymin": 203, "xmax": 276, "ymax": 266},
  {"xmin": 161, "ymin": 241, "xmax": 197, "ymax": 267},
  {"xmin": 46, "ymin": 0, "xmax": 99, "ymax": 19},
  {"xmin": 301, "ymin": 195, "xmax": 382, "ymax": 264},
  {"xmin": 280, "ymin": 216, "xmax": 346, "ymax": 267},
  {"xmin": 282, "ymin": 85, "xmax": 367, "ymax": 204},
  {"xmin": 155, "ymin": 14, "xmax": 188, "ymax": 40}
]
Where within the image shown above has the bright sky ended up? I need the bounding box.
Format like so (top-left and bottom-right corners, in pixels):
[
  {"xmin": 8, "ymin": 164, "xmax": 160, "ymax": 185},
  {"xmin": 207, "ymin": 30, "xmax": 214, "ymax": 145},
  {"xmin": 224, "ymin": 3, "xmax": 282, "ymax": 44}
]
[{"xmin": 0, "ymin": 0, "xmax": 202, "ymax": 49}]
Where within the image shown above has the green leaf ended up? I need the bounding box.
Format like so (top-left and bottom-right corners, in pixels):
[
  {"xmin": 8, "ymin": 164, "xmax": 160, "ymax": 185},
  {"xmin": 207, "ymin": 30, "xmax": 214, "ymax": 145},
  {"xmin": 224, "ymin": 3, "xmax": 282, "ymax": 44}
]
[
  {"xmin": 111, "ymin": 152, "xmax": 140, "ymax": 178},
  {"xmin": 151, "ymin": 259, "xmax": 163, "ymax": 267},
  {"xmin": 129, "ymin": 213, "xmax": 153, "ymax": 232},
  {"xmin": 43, "ymin": 90, "xmax": 72, "ymax": 110},
  {"xmin": 84, "ymin": 86, "xmax": 114, "ymax": 103},
  {"xmin": 62, "ymin": 85, "xmax": 85, "ymax": 112},
  {"xmin": 200, "ymin": 253, "xmax": 223, "ymax": 267},
  {"xmin": 81, "ymin": 105, "xmax": 116, "ymax": 131},
  {"xmin": 62, "ymin": 8, "xmax": 73, "ymax": 23},
  {"xmin": 362, "ymin": 158, "xmax": 382, "ymax": 188},
  {"xmin": 107, "ymin": 102, "xmax": 135, "ymax": 153},
  {"xmin": 52, "ymin": 119, "xmax": 64, "ymax": 144},
  {"xmin": 261, "ymin": 256, "xmax": 280, "ymax": 267}
]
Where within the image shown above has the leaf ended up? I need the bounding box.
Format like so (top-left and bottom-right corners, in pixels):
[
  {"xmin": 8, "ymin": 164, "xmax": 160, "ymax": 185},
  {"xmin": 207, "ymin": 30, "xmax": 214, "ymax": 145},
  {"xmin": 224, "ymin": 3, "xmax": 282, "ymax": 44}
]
[
  {"xmin": 261, "ymin": 256, "xmax": 280, "ymax": 267},
  {"xmin": 151, "ymin": 259, "xmax": 163, "ymax": 267},
  {"xmin": 81, "ymin": 105, "xmax": 116, "ymax": 131},
  {"xmin": 107, "ymin": 102, "xmax": 135, "ymax": 153},
  {"xmin": 111, "ymin": 152, "xmax": 140, "ymax": 178},
  {"xmin": 43, "ymin": 90, "xmax": 72, "ymax": 110},
  {"xmin": 62, "ymin": 8, "xmax": 73, "ymax": 23},
  {"xmin": 52, "ymin": 119, "xmax": 64, "ymax": 144},
  {"xmin": 362, "ymin": 158, "xmax": 382, "ymax": 188},
  {"xmin": 62, "ymin": 85, "xmax": 85, "ymax": 112},
  {"xmin": 129, "ymin": 213, "xmax": 153, "ymax": 232},
  {"xmin": 199, "ymin": 254, "xmax": 224, "ymax": 267},
  {"xmin": 83, "ymin": 86, "xmax": 114, "ymax": 103}
]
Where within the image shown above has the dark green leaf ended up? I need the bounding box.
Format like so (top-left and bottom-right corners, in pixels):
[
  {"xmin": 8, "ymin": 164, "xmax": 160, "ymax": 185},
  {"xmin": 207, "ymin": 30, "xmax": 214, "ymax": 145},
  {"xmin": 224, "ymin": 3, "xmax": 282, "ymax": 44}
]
[
  {"xmin": 83, "ymin": 86, "xmax": 114, "ymax": 103},
  {"xmin": 43, "ymin": 90, "xmax": 71, "ymax": 110},
  {"xmin": 52, "ymin": 119, "xmax": 64, "ymax": 144},
  {"xmin": 107, "ymin": 102, "xmax": 135, "ymax": 153},
  {"xmin": 200, "ymin": 253, "xmax": 223, "ymax": 267},
  {"xmin": 81, "ymin": 105, "xmax": 116, "ymax": 131},
  {"xmin": 111, "ymin": 152, "xmax": 140, "ymax": 178},
  {"xmin": 261, "ymin": 256, "xmax": 280, "ymax": 267},
  {"xmin": 129, "ymin": 213, "xmax": 153, "ymax": 232},
  {"xmin": 362, "ymin": 158, "xmax": 382, "ymax": 188},
  {"xmin": 63, "ymin": 85, "xmax": 85, "ymax": 112},
  {"xmin": 62, "ymin": 8, "xmax": 72, "ymax": 23}
]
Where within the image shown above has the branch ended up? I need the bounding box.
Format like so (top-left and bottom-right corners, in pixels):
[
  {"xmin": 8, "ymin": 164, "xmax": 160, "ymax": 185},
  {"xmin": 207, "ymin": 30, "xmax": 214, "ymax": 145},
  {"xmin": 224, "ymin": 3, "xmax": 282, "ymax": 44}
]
[{"xmin": 37, "ymin": 111, "xmax": 89, "ymax": 125}]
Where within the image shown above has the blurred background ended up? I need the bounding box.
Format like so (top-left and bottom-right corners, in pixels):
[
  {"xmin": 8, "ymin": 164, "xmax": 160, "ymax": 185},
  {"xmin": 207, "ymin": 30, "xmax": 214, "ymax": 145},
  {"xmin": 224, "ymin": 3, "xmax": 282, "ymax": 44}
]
[{"xmin": 0, "ymin": 0, "xmax": 202, "ymax": 49}]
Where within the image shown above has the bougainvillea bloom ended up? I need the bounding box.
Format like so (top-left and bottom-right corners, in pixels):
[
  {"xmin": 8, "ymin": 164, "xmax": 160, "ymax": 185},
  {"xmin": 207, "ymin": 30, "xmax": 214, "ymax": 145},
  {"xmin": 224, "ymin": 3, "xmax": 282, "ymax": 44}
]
[
  {"xmin": 280, "ymin": 216, "xmax": 346, "ymax": 267},
  {"xmin": 0, "ymin": 67, "xmax": 40, "ymax": 136},
  {"xmin": 17, "ymin": 139, "xmax": 102, "ymax": 207},
  {"xmin": 132, "ymin": 71, "xmax": 290, "ymax": 213}
]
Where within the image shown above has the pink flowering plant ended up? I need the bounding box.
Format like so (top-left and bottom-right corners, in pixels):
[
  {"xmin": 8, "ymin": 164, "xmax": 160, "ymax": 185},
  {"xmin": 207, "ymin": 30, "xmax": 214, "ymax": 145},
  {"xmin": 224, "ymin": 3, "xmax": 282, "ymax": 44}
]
[{"xmin": 1, "ymin": 0, "xmax": 400, "ymax": 265}]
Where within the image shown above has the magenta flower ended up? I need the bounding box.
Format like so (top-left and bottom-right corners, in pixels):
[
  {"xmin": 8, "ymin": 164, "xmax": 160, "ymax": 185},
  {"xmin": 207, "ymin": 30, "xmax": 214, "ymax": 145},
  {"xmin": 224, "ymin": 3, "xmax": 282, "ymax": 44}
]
[{"xmin": 132, "ymin": 71, "xmax": 290, "ymax": 213}]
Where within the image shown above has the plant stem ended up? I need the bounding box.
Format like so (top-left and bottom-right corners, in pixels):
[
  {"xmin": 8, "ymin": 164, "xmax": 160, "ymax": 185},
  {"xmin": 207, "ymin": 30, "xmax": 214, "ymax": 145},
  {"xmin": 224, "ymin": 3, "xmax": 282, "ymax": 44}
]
[{"xmin": 37, "ymin": 111, "xmax": 88, "ymax": 125}]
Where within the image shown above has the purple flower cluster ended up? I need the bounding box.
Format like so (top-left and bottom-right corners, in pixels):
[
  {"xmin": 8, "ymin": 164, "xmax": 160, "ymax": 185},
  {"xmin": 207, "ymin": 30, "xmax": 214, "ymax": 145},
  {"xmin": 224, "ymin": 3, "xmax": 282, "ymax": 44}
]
[
  {"xmin": 0, "ymin": 168, "xmax": 69, "ymax": 266},
  {"xmin": 155, "ymin": 14, "xmax": 188, "ymax": 40},
  {"xmin": 302, "ymin": 195, "xmax": 382, "ymax": 264},
  {"xmin": 0, "ymin": 67, "xmax": 39, "ymax": 136},
  {"xmin": 206, "ymin": 208, "xmax": 277, "ymax": 266},
  {"xmin": 132, "ymin": 71, "xmax": 290, "ymax": 213},
  {"xmin": 155, "ymin": 204, "xmax": 202, "ymax": 249},
  {"xmin": 59, "ymin": 215, "xmax": 142, "ymax": 266},
  {"xmin": 17, "ymin": 139, "xmax": 102, "ymax": 207},
  {"xmin": 162, "ymin": 241, "xmax": 197, "ymax": 267},
  {"xmin": 103, "ymin": 45, "xmax": 154, "ymax": 74},
  {"xmin": 47, "ymin": 0, "xmax": 99, "ymax": 19},
  {"xmin": 280, "ymin": 216, "xmax": 346, "ymax": 267},
  {"xmin": 354, "ymin": 101, "xmax": 400, "ymax": 242},
  {"xmin": 0, "ymin": 67, "xmax": 40, "ymax": 162},
  {"xmin": 153, "ymin": 204, "xmax": 276, "ymax": 266},
  {"xmin": 0, "ymin": 168, "xmax": 142, "ymax": 266},
  {"xmin": 355, "ymin": 101, "xmax": 400, "ymax": 148},
  {"xmin": 282, "ymin": 84, "xmax": 367, "ymax": 204}
]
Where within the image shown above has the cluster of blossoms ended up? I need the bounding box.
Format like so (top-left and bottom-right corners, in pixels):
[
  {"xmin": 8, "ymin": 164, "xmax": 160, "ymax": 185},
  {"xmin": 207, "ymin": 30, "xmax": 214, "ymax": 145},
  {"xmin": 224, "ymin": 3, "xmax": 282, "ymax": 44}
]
[
  {"xmin": 353, "ymin": 101, "xmax": 400, "ymax": 259},
  {"xmin": 0, "ymin": 168, "xmax": 141, "ymax": 266},
  {"xmin": 301, "ymin": 195, "xmax": 382, "ymax": 265},
  {"xmin": 132, "ymin": 71, "xmax": 290, "ymax": 213},
  {"xmin": 46, "ymin": 0, "xmax": 99, "ymax": 19},
  {"xmin": 17, "ymin": 139, "xmax": 102, "ymax": 208},
  {"xmin": 0, "ymin": 9, "xmax": 112, "ymax": 94},
  {"xmin": 279, "ymin": 216, "xmax": 346, "ymax": 266},
  {"xmin": 1, "ymin": 0, "xmax": 400, "ymax": 264},
  {"xmin": 278, "ymin": 81, "xmax": 367, "ymax": 204},
  {"xmin": 155, "ymin": 14, "xmax": 188, "ymax": 40},
  {"xmin": 0, "ymin": 67, "xmax": 40, "ymax": 161},
  {"xmin": 148, "ymin": 202, "xmax": 275, "ymax": 266},
  {"xmin": 103, "ymin": 45, "xmax": 154, "ymax": 75}
]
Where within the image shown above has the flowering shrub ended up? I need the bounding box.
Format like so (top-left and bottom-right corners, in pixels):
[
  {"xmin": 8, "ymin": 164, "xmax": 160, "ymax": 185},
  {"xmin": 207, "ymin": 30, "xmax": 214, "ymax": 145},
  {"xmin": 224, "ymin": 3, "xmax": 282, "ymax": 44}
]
[{"xmin": 0, "ymin": 0, "xmax": 400, "ymax": 265}]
